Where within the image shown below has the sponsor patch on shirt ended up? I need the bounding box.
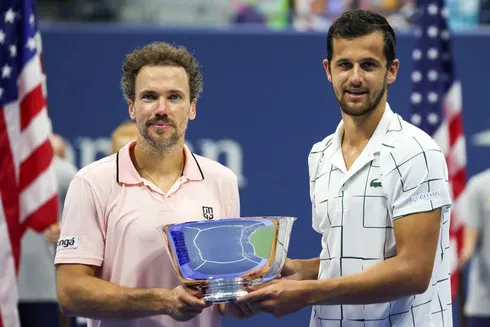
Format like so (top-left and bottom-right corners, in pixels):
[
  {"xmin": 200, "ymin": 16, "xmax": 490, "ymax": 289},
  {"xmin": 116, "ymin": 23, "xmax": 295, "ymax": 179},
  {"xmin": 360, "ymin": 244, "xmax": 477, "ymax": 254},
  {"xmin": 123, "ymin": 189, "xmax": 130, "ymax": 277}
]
[
  {"xmin": 411, "ymin": 190, "xmax": 441, "ymax": 203},
  {"xmin": 56, "ymin": 236, "xmax": 79, "ymax": 250}
]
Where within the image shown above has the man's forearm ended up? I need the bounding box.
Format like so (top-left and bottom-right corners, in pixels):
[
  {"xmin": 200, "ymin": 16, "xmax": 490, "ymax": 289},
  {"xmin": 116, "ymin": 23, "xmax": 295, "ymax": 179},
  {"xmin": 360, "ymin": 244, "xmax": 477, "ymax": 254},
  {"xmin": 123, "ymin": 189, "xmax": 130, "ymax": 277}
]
[
  {"xmin": 306, "ymin": 256, "xmax": 429, "ymax": 305},
  {"xmin": 296, "ymin": 258, "xmax": 320, "ymax": 280},
  {"xmin": 58, "ymin": 275, "xmax": 172, "ymax": 320}
]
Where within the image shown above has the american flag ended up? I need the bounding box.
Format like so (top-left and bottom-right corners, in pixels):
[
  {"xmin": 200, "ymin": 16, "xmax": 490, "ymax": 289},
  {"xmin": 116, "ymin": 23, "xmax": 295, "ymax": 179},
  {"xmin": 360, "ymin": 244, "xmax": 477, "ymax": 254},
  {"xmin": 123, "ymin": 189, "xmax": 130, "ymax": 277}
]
[
  {"xmin": 410, "ymin": 0, "xmax": 467, "ymax": 298},
  {"xmin": 0, "ymin": 0, "xmax": 58, "ymax": 326}
]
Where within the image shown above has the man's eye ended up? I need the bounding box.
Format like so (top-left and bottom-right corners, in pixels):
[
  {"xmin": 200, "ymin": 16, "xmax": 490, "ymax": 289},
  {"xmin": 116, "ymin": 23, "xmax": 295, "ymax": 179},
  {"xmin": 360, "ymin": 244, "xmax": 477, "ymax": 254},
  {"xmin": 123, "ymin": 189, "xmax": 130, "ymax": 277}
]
[
  {"xmin": 142, "ymin": 94, "xmax": 156, "ymax": 100},
  {"xmin": 363, "ymin": 62, "xmax": 374, "ymax": 68},
  {"xmin": 169, "ymin": 94, "xmax": 182, "ymax": 100}
]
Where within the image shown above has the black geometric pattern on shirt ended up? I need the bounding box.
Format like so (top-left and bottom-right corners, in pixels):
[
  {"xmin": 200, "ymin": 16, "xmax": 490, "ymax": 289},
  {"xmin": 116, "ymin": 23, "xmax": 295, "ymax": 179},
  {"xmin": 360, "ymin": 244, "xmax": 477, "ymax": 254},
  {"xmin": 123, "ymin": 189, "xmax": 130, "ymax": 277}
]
[
  {"xmin": 350, "ymin": 160, "xmax": 392, "ymax": 230},
  {"xmin": 387, "ymin": 136, "xmax": 450, "ymax": 265},
  {"xmin": 328, "ymin": 299, "xmax": 434, "ymax": 327},
  {"xmin": 381, "ymin": 134, "xmax": 449, "ymax": 326},
  {"xmin": 316, "ymin": 147, "xmax": 383, "ymax": 323},
  {"xmin": 388, "ymin": 152, "xmax": 446, "ymax": 194},
  {"xmin": 431, "ymin": 292, "xmax": 446, "ymax": 327},
  {"xmin": 432, "ymin": 276, "xmax": 450, "ymax": 287},
  {"xmin": 313, "ymin": 165, "xmax": 340, "ymax": 183},
  {"xmin": 319, "ymin": 164, "xmax": 341, "ymax": 226},
  {"xmin": 439, "ymin": 218, "xmax": 451, "ymax": 263},
  {"xmin": 317, "ymin": 316, "xmax": 392, "ymax": 322},
  {"xmin": 310, "ymin": 139, "xmax": 334, "ymax": 175},
  {"xmin": 385, "ymin": 114, "xmax": 404, "ymax": 134},
  {"xmin": 413, "ymin": 137, "xmax": 434, "ymax": 211},
  {"xmin": 386, "ymin": 148, "xmax": 442, "ymax": 176},
  {"xmin": 340, "ymin": 189, "xmax": 345, "ymax": 323},
  {"xmin": 328, "ymin": 165, "xmax": 338, "ymax": 189},
  {"xmin": 318, "ymin": 198, "xmax": 332, "ymax": 226},
  {"xmin": 322, "ymin": 255, "xmax": 396, "ymax": 262},
  {"xmin": 384, "ymin": 112, "xmax": 443, "ymax": 155},
  {"xmin": 316, "ymin": 298, "xmax": 434, "ymax": 324},
  {"xmin": 312, "ymin": 120, "xmax": 450, "ymax": 326},
  {"xmin": 318, "ymin": 169, "xmax": 334, "ymax": 275},
  {"xmin": 314, "ymin": 214, "xmax": 441, "ymax": 315},
  {"xmin": 311, "ymin": 138, "xmax": 334, "ymax": 154}
]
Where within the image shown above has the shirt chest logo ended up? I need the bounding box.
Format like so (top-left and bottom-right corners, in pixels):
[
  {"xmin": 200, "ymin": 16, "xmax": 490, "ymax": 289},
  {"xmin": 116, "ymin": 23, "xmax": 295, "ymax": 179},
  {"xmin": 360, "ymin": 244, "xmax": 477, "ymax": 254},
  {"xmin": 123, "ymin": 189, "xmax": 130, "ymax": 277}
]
[
  {"xmin": 202, "ymin": 206, "xmax": 214, "ymax": 220},
  {"xmin": 370, "ymin": 178, "xmax": 382, "ymax": 188}
]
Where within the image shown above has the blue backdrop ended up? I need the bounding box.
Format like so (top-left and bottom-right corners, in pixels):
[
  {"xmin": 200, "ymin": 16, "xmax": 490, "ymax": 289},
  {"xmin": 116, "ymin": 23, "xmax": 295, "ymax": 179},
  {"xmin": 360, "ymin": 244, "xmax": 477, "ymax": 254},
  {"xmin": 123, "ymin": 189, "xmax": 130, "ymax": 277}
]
[{"xmin": 40, "ymin": 23, "xmax": 490, "ymax": 326}]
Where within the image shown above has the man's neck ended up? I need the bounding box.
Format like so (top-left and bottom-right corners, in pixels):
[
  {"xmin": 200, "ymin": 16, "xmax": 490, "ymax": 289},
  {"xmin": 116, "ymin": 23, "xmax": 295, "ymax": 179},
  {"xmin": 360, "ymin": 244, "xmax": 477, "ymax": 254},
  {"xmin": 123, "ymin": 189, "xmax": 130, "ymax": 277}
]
[
  {"xmin": 341, "ymin": 102, "xmax": 386, "ymax": 150},
  {"xmin": 132, "ymin": 138, "xmax": 185, "ymax": 178}
]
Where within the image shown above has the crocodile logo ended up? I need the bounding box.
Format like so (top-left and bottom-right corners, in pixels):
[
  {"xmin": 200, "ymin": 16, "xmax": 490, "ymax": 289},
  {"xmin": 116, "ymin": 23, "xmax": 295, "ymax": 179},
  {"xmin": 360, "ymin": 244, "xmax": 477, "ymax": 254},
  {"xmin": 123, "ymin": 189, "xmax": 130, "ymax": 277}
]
[{"xmin": 370, "ymin": 178, "xmax": 382, "ymax": 188}]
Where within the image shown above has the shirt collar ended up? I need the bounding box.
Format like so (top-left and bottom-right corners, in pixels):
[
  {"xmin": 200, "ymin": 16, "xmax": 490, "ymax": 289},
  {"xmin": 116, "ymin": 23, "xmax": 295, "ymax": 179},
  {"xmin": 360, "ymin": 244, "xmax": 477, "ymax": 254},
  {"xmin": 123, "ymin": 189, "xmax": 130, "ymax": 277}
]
[
  {"xmin": 331, "ymin": 102, "xmax": 395, "ymax": 155},
  {"xmin": 116, "ymin": 141, "xmax": 204, "ymax": 185}
]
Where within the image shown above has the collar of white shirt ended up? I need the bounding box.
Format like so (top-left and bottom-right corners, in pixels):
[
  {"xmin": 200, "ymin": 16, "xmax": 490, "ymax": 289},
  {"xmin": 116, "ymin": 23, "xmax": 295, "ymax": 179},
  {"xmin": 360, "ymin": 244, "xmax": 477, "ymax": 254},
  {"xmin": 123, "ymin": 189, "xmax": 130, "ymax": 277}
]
[{"xmin": 330, "ymin": 102, "xmax": 396, "ymax": 176}]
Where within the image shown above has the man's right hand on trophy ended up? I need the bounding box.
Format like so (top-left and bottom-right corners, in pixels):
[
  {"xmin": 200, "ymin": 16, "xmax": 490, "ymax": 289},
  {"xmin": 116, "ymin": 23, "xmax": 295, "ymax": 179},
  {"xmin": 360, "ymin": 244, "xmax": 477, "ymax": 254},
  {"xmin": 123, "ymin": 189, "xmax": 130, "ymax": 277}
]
[{"xmin": 166, "ymin": 285, "xmax": 212, "ymax": 322}]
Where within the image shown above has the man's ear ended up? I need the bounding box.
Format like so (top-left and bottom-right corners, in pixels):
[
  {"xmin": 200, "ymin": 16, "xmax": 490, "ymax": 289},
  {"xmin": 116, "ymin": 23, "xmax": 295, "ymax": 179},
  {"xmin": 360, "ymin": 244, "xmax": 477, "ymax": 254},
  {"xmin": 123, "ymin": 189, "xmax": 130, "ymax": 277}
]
[
  {"xmin": 387, "ymin": 59, "xmax": 400, "ymax": 85},
  {"xmin": 323, "ymin": 59, "xmax": 332, "ymax": 83},
  {"xmin": 189, "ymin": 98, "xmax": 197, "ymax": 120},
  {"xmin": 128, "ymin": 100, "xmax": 135, "ymax": 120}
]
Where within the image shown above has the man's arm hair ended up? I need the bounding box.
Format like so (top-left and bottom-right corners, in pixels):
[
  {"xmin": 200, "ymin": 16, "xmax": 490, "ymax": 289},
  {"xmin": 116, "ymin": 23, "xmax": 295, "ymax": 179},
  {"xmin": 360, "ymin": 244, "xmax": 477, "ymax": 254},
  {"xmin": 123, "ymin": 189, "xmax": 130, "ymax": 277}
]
[{"xmin": 56, "ymin": 264, "xmax": 173, "ymax": 320}]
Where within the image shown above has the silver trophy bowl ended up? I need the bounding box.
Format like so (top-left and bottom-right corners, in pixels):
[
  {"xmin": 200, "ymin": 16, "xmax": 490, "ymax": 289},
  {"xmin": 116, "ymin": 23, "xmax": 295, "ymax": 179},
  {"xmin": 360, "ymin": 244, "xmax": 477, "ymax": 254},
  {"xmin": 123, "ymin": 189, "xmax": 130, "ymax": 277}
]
[{"xmin": 163, "ymin": 216, "xmax": 296, "ymax": 303}]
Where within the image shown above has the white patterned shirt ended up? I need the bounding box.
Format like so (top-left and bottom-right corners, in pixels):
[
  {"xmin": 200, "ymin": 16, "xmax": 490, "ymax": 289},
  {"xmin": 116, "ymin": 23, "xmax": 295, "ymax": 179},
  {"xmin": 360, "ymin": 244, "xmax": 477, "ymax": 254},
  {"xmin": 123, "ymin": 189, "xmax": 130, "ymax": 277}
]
[{"xmin": 308, "ymin": 104, "xmax": 453, "ymax": 327}]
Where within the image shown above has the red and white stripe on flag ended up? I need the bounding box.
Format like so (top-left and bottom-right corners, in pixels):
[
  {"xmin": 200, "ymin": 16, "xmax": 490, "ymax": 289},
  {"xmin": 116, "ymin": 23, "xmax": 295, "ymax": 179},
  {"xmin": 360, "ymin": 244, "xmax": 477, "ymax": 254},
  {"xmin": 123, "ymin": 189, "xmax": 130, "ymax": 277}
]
[
  {"xmin": 0, "ymin": 1, "xmax": 59, "ymax": 326},
  {"xmin": 410, "ymin": 0, "xmax": 468, "ymax": 299},
  {"xmin": 433, "ymin": 81, "xmax": 467, "ymax": 298}
]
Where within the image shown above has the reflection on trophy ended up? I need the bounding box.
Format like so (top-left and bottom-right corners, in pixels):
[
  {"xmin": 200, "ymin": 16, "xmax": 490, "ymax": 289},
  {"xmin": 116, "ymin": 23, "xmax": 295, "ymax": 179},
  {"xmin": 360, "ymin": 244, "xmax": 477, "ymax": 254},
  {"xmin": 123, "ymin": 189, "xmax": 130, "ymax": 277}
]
[{"xmin": 163, "ymin": 216, "xmax": 296, "ymax": 303}]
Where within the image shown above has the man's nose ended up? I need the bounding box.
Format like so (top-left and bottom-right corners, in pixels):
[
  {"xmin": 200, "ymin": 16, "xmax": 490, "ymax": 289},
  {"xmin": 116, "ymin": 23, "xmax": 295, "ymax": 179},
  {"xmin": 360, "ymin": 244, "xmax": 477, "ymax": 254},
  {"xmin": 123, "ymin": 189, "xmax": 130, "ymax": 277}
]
[
  {"xmin": 349, "ymin": 65, "xmax": 364, "ymax": 85},
  {"xmin": 154, "ymin": 97, "xmax": 171, "ymax": 115}
]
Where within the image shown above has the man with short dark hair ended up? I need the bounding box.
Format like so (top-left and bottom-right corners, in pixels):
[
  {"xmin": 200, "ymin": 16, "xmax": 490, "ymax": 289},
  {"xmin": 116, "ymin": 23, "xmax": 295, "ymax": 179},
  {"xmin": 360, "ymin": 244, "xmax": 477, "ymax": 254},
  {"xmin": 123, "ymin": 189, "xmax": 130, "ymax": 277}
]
[{"xmin": 238, "ymin": 10, "xmax": 453, "ymax": 327}]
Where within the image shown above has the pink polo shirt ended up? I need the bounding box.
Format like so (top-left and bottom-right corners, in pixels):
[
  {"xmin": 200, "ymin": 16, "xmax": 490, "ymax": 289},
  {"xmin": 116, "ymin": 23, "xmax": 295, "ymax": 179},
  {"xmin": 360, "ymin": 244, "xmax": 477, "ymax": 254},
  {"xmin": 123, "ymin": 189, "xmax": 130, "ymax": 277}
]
[{"xmin": 55, "ymin": 141, "xmax": 240, "ymax": 327}]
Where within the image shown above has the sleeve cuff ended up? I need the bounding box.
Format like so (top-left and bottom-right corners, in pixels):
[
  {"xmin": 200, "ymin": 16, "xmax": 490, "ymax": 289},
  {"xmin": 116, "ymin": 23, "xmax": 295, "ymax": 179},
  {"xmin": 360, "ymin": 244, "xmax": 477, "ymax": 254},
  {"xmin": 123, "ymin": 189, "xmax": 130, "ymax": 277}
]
[
  {"xmin": 393, "ymin": 200, "xmax": 451, "ymax": 219},
  {"xmin": 54, "ymin": 256, "xmax": 103, "ymax": 267}
]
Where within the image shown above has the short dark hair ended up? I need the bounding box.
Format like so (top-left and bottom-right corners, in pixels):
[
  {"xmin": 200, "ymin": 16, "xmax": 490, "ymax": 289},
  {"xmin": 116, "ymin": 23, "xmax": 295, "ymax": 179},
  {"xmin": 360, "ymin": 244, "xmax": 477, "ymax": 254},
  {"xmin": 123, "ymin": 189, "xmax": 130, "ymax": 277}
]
[
  {"xmin": 327, "ymin": 9, "xmax": 396, "ymax": 67},
  {"xmin": 121, "ymin": 42, "xmax": 203, "ymax": 102}
]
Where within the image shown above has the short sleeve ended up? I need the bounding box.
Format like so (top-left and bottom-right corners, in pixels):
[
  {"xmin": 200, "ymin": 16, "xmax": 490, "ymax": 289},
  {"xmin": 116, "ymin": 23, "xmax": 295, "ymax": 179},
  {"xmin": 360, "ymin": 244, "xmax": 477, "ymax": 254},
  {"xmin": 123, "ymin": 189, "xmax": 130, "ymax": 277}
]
[
  {"xmin": 461, "ymin": 177, "xmax": 483, "ymax": 229},
  {"xmin": 382, "ymin": 139, "xmax": 452, "ymax": 219},
  {"xmin": 223, "ymin": 172, "xmax": 240, "ymax": 218},
  {"xmin": 54, "ymin": 175, "xmax": 106, "ymax": 266}
]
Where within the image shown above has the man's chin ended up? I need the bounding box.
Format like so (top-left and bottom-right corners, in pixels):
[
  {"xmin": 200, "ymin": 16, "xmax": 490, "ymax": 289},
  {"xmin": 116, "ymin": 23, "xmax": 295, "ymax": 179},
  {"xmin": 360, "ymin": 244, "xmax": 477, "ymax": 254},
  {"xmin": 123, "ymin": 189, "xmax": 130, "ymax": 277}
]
[{"xmin": 340, "ymin": 104, "xmax": 371, "ymax": 117}]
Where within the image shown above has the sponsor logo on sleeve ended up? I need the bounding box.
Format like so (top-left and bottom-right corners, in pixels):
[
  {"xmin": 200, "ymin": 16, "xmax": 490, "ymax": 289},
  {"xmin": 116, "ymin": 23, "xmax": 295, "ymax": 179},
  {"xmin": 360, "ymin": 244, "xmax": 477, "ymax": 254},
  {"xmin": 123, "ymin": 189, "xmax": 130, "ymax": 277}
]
[
  {"xmin": 411, "ymin": 190, "xmax": 441, "ymax": 203},
  {"xmin": 57, "ymin": 236, "xmax": 79, "ymax": 250}
]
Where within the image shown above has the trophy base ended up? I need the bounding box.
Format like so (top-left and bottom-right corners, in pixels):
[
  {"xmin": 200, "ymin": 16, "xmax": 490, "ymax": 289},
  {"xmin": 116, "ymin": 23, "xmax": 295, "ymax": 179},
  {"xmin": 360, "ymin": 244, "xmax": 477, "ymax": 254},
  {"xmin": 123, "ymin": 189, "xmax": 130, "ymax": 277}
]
[{"xmin": 201, "ymin": 278, "xmax": 259, "ymax": 303}]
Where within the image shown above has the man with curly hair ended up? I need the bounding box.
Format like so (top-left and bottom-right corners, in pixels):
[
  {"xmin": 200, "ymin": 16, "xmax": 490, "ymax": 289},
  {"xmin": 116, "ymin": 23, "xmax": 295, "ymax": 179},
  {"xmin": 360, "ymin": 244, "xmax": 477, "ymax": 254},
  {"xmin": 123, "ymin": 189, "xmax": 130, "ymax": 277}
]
[{"xmin": 54, "ymin": 42, "xmax": 247, "ymax": 327}]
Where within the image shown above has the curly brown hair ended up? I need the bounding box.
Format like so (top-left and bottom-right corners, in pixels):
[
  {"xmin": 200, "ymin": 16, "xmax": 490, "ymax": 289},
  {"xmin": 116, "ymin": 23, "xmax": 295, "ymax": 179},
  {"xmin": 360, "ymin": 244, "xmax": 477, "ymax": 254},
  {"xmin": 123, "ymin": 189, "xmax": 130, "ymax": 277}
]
[{"xmin": 121, "ymin": 42, "xmax": 203, "ymax": 102}]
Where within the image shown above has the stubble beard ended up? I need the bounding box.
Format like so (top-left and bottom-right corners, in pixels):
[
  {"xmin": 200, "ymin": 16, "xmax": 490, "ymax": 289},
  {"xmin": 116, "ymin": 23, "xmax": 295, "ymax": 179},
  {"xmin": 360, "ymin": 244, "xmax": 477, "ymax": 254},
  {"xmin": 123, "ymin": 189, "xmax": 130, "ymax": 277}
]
[
  {"xmin": 138, "ymin": 121, "xmax": 187, "ymax": 153},
  {"xmin": 336, "ymin": 83, "xmax": 386, "ymax": 117}
]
